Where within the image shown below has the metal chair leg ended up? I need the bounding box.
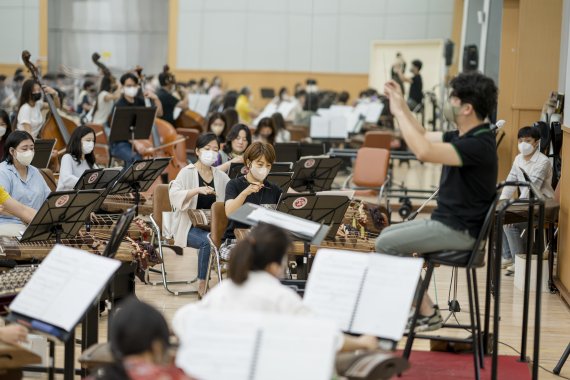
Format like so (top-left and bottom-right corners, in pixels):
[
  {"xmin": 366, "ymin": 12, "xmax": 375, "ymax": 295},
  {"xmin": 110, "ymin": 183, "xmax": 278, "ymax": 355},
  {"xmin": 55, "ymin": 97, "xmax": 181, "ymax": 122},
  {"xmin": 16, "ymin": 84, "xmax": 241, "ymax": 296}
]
[
  {"xmin": 472, "ymin": 268, "xmax": 485, "ymax": 369},
  {"xmin": 403, "ymin": 264, "xmax": 434, "ymax": 359},
  {"xmin": 466, "ymin": 269, "xmax": 481, "ymax": 380}
]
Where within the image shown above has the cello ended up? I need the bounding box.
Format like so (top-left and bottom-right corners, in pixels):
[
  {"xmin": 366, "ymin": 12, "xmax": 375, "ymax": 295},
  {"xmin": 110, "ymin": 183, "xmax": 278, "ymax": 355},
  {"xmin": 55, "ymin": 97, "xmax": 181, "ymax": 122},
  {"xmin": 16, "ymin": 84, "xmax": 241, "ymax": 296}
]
[{"xmin": 21, "ymin": 51, "xmax": 77, "ymax": 157}]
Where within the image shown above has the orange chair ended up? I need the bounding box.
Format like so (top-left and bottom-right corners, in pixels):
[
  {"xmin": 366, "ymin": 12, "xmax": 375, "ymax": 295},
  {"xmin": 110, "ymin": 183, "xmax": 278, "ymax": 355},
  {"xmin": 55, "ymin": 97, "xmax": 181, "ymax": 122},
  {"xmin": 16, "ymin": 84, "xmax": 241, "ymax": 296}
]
[
  {"xmin": 362, "ymin": 131, "xmax": 393, "ymax": 151},
  {"xmin": 343, "ymin": 147, "xmax": 391, "ymax": 209},
  {"xmin": 177, "ymin": 128, "xmax": 200, "ymax": 159},
  {"xmin": 206, "ymin": 201, "xmax": 228, "ymax": 291}
]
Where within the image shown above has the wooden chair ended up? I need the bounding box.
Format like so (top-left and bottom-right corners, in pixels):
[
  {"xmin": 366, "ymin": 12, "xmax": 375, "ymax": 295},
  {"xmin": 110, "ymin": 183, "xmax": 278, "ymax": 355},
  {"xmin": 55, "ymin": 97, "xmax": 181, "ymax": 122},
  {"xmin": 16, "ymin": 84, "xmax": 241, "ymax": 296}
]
[
  {"xmin": 148, "ymin": 184, "xmax": 197, "ymax": 296},
  {"xmin": 39, "ymin": 168, "xmax": 58, "ymax": 191},
  {"xmin": 206, "ymin": 201, "xmax": 228, "ymax": 291}
]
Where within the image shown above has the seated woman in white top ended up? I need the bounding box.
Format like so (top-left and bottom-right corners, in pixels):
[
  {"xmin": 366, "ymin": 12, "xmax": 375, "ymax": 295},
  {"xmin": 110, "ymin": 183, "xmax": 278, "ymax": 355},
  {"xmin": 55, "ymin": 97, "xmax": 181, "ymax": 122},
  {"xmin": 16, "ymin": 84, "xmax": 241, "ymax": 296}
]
[
  {"xmin": 92, "ymin": 75, "xmax": 121, "ymax": 126},
  {"xmin": 169, "ymin": 132, "xmax": 230, "ymax": 296},
  {"xmin": 57, "ymin": 126, "xmax": 98, "ymax": 191},
  {"xmin": 173, "ymin": 223, "xmax": 378, "ymax": 352},
  {"xmin": 16, "ymin": 79, "xmax": 60, "ymax": 138}
]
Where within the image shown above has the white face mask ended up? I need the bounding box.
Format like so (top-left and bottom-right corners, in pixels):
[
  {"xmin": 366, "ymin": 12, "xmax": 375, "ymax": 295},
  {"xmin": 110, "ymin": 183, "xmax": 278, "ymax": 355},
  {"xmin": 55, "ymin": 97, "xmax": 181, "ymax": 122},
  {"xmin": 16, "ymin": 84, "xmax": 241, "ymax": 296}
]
[
  {"xmin": 250, "ymin": 166, "xmax": 269, "ymax": 182},
  {"xmin": 15, "ymin": 150, "xmax": 34, "ymax": 166},
  {"xmin": 123, "ymin": 86, "xmax": 139, "ymax": 98},
  {"xmin": 518, "ymin": 141, "xmax": 536, "ymax": 156},
  {"xmin": 211, "ymin": 125, "xmax": 224, "ymax": 136},
  {"xmin": 199, "ymin": 150, "xmax": 218, "ymax": 167},
  {"xmin": 0, "ymin": 126, "xmax": 6, "ymax": 138},
  {"xmin": 82, "ymin": 141, "xmax": 95, "ymax": 155}
]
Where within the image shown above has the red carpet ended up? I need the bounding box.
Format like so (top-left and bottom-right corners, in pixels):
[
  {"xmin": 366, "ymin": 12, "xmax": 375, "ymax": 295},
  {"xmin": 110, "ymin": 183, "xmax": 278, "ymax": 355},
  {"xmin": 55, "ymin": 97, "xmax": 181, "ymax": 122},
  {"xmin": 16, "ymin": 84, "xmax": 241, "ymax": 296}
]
[{"xmin": 398, "ymin": 351, "xmax": 531, "ymax": 380}]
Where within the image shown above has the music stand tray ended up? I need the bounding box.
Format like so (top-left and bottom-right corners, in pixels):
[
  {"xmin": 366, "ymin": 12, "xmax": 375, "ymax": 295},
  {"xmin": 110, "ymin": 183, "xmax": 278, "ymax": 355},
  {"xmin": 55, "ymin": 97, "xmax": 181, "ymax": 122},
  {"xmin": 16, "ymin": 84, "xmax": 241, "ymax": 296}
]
[
  {"xmin": 290, "ymin": 157, "xmax": 343, "ymax": 193},
  {"xmin": 20, "ymin": 190, "xmax": 103, "ymax": 243},
  {"xmin": 229, "ymin": 203, "xmax": 330, "ymax": 245},
  {"xmin": 268, "ymin": 172, "xmax": 293, "ymax": 194},
  {"xmin": 31, "ymin": 139, "xmax": 56, "ymax": 169},
  {"xmin": 109, "ymin": 106, "xmax": 157, "ymax": 143},
  {"xmin": 74, "ymin": 168, "xmax": 121, "ymax": 190},
  {"xmin": 277, "ymin": 193, "xmax": 350, "ymax": 240}
]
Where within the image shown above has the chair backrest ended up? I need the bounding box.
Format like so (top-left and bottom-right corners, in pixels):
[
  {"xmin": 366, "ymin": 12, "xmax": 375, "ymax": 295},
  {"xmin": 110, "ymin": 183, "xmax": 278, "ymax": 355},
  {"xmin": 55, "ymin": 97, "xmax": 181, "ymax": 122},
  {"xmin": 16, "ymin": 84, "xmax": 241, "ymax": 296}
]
[
  {"xmin": 152, "ymin": 184, "xmax": 171, "ymax": 232},
  {"xmin": 40, "ymin": 168, "xmax": 57, "ymax": 191},
  {"xmin": 177, "ymin": 128, "xmax": 200, "ymax": 155},
  {"xmin": 352, "ymin": 147, "xmax": 390, "ymax": 188},
  {"xmin": 210, "ymin": 201, "xmax": 228, "ymax": 248},
  {"xmin": 363, "ymin": 131, "xmax": 393, "ymax": 150},
  {"xmin": 468, "ymin": 193, "xmax": 499, "ymax": 267}
]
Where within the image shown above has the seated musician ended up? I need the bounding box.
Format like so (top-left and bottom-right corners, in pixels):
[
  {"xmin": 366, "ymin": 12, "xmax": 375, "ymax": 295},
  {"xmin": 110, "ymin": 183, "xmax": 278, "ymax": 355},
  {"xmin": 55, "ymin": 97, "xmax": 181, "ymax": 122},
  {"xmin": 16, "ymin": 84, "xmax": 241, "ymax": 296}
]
[
  {"xmin": 92, "ymin": 75, "xmax": 122, "ymax": 127},
  {"xmin": 375, "ymin": 72, "xmax": 498, "ymax": 332},
  {"xmin": 235, "ymin": 86, "xmax": 259, "ymax": 124},
  {"xmin": 156, "ymin": 72, "xmax": 188, "ymax": 126},
  {"xmin": 218, "ymin": 142, "xmax": 282, "ymax": 260},
  {"xmin": 0, "ymin": 109, "xmax": 12, "ymax": 158},
  {"xmin": 173, "ymin": 223, "xmax": 378, "ymax": 353},
  {"xmin": 169, "ymin": 133, "xmax": 230, "ymax": 297},
  {"xmin": 215, "ymin": 123, "xmax": 252, "ymax": 173},
  {"xmin": 56, "ymin": 126, "xmax": 98, "ymax": 191},
  {"xmin": 253, "ymin": 117, "xmax": 276, "ymax": 145},
  {"xmin": 0, "ymin": 131, "xmax": 51, "ymax": 236},
  {"xmin": 110, "ymin": 72, "xmax": 163, "ymax": 168},
  {"xmin": 0, "ymin": 185, "xmax": 36, "ymax": 231},
  {"xmin": 500, "ymin": 126, "xmax": 555, "ymax": 275},
  {"xmin": 205, "ymin": 112, "xmax": 227, "ymax": 146},
  {"xmin": 271, "ymin": 112, "xmax": 291, "ymax": 143},
  {"xmin": 91, "ymin": 297, "xmax": 194, "ymax": 380},
  {"xmin": 16, "ymin": 79, "xmax": 60, "ymax": 138}
]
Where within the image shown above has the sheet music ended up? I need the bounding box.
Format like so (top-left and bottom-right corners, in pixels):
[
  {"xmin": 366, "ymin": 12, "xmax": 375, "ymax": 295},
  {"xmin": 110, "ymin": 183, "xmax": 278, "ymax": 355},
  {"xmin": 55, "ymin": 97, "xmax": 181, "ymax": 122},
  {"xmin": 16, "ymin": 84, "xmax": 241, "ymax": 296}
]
[
  {"xmin": 175, "ymin": 309, "xmax": 336, "ymax": 380},
  {"xmin": 355, "ymin": 102, "xmax": 384, "ymax": 123},
  {"xmin": 315, "ymin": 190, "xmax": 355, "ymax": 199},
  {"xmin": 276, "ymin": 101, "xmax": 296, "ymax": 118},
  {"xmin": 253, "ymin": 103, "xmax": 278, "ymax": 126},
  {"xmin": 188, "ymin": 94, "xmax": 212, "ymax": 117},
  {"xmin": 310, "ymin": 115, "xmax": 330, "ymax": 138},
  {"xmin": 173, "ymin": 106, "xmax": 182, "ymax": 120},
  {"xmin": 304, "ymin": 249, "xmax": 422, "ymax": 340},
  {"xmin": 9, "ymin": 245, "xmax": 121, "ymax": 332},
  {"xmin": 246, "ymin": 207, "xmax": 320, "ymax": 237},
  {"xmin": 303, "ymin": 249, "xmax": 368, "ymax": 330},
  {"xmin": 351, "ymin": 254, "xmax": 423, "ymax": 340}
]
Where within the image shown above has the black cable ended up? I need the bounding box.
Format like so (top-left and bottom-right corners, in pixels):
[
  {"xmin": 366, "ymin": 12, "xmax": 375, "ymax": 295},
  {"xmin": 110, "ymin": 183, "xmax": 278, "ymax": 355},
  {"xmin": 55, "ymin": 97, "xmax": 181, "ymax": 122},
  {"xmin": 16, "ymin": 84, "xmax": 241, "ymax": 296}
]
[{"xmin": 498, "ymin": 341, "xmax": 570, "ymax": 380}]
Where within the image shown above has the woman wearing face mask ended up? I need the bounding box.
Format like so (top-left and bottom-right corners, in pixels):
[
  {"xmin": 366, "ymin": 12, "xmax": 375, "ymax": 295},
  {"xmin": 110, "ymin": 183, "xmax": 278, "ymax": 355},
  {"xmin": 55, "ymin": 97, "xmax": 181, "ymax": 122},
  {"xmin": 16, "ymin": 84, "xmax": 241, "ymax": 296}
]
[
  {"xmin": 218, "ymin": 142, "xmax": 282, "ymax": 261},
  {"xmin": 216, "ymin": 124, "xmax": 252, "ymax": 173},
  {"xmin": 253, "ymin": 117, "xmax": 276, "ymax": 145},
  {"xmin": 169, "ymin": 133, "xmax": 230, "ymax": 296},
  {"xmin": 0, "ymin": 110, "xmax": 12, "ymax": 159},
  {"xmin": 205, "ymin": 112, "xmax": 227, "ymax": 145},
  {"xmin": 56, "ymin": 126, "xmax": 98, "ymax": 191},
  {"xmin": 16, "ymin": 79, "xmax": 60, "ymax": 138},
  {"xmin": 0, "ymin": 131, "xmax": 51, "ymax": 236}
]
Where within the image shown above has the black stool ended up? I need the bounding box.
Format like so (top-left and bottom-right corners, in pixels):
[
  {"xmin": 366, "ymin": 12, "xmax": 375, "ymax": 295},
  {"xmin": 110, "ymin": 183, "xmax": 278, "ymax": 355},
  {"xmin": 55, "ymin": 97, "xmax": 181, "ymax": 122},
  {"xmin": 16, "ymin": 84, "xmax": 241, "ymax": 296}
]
[{"xmin": 404, "ymin": 195, "xmax": 498, "ymax": 380}]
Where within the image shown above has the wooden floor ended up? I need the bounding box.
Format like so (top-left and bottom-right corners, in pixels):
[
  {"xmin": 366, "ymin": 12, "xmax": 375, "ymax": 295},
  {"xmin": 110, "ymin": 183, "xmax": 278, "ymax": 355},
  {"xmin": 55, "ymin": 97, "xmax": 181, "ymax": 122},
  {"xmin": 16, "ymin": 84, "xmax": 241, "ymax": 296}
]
[{"xmin": 24, "ymin": 160, "xmax": 570, "ymax": 379}]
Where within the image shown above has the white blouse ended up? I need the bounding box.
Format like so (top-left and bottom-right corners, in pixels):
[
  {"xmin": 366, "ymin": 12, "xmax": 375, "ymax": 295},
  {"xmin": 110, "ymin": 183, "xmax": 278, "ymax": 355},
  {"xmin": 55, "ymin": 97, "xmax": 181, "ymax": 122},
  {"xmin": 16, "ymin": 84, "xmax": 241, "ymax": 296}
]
[
  {"xmin": 17, "ymin": 101, "xmax": 44, "ymax": 138},
  {"xmin": 56, "ymin": 154, "xmax": 94, "ymax": 191}
]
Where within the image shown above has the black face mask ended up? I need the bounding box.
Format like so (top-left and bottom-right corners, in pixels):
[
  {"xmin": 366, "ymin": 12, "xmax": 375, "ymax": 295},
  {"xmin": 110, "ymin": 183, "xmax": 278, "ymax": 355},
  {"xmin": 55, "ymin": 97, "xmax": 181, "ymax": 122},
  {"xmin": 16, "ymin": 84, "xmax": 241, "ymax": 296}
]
[{"xmin": 31, "ymin": 92, "xmax": 42, "ymax": 102}]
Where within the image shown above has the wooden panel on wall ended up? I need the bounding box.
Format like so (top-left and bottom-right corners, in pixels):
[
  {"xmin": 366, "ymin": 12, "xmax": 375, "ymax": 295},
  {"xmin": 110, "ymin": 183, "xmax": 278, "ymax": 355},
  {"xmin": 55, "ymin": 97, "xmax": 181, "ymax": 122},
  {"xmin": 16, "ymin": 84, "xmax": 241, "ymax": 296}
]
[
  {"xmin": 448, "ymin": 0, "xmax": 465, "ymax": 79},
  {"xmin": 172, "ymin": 70, "xmax": 369, "ymax": 110},
  {"xmin": 556, "ymin": 127, "xmax": 570, "ymax": 305}
]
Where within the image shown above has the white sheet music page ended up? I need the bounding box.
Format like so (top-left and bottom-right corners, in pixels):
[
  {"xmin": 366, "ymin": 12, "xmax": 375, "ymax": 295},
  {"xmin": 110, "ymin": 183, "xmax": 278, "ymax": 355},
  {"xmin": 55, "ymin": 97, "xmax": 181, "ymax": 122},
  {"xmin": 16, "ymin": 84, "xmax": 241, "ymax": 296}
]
[
  {"xmin": 9, "ymin": 245, "xmax": 121, "ymax": 332},
  {"xmin": 303, "ymin": 249, "xmax": 368, "ymax": 330},
  {"xmin": 351, "ymin": 254, "xmax": 423, "ymax": 340},
  {"xmin": 246, "ymin": 207, "xmax": 321, "ymax": 237}
]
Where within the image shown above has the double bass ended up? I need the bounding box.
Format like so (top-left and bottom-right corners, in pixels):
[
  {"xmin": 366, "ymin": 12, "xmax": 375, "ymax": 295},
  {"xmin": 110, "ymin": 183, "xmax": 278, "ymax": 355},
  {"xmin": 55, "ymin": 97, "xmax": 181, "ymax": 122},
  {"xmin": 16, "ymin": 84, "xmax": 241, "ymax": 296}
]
[
  {"xmin": 163, "ymin": 65, "xmax": 205, "ymax": 132},
  {"xmin": 21, "ymin": 51, "xmax": 77, "ymax": 163}
]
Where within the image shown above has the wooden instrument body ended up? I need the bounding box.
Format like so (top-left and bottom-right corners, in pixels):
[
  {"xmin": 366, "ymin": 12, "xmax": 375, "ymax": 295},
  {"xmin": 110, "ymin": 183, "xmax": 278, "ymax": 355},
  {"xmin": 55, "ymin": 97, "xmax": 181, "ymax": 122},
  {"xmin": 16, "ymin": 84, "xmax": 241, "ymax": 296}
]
[{"xmin": 175, "ymin": 109, "xmax": 205, "ymax": 132}]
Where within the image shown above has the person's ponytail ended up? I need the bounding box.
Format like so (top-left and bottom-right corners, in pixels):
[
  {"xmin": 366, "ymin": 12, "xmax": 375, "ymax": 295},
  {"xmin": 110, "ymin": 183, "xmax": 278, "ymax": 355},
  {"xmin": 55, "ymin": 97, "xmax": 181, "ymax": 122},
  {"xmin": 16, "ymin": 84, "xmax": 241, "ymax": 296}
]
[{"xmin": 228, "ymin": 238, "xmax": 255, "ymax": 285}]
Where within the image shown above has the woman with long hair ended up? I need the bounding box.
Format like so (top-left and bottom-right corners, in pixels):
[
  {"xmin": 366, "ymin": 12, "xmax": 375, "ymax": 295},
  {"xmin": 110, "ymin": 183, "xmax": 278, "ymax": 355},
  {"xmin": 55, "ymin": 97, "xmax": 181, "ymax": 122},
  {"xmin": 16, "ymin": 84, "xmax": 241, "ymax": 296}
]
[{"xmin": 56, "ymin": 125, "xmax": 98, "ymax": 191}]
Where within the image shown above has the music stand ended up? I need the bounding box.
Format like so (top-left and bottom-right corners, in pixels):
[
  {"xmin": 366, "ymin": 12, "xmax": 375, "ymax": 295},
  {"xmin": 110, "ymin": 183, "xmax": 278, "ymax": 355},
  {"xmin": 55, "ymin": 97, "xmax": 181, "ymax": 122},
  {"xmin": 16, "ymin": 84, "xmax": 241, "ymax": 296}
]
[
  {"xmin": 74, "ymin": 168, "xmax": 121, "ymax": 190},
  {"xmin": 277, "ymin": 193, "xmax": 350, "ymax": 240},
  {"xmin": 290, "ymin": 157, "xmax": 343, "ymax": 193},
  {"xmin": 31, "ymin": 139, "xmax": 56, "ymax": 168},
  {"xmin": 104, "ymin": 158, "xmax": 170, "ymax": 215},
  {"xmin": 260, "ymin": 88, "xmax": 275, "ymax": 99},
  {"xmin": 20, "ymin": 190, "xmax": 103, "ymax": 244},
  {"xmin": 109, "ymin": 106, "xmax": 157, "ymax": 149},
  {"xmin": 103, "ymin": 207, "xmax": 136, "ymax": 259},
  {"xmin": 275, "ymin": 142, "xmax": 300, "ymax": 162},
  {"xmin": 268, "ymin": 172, "xmax": 293, "ymax": 194},
  {"xmin": 299, "ymin": 142, "xmax": 326, "ymax": 157}
]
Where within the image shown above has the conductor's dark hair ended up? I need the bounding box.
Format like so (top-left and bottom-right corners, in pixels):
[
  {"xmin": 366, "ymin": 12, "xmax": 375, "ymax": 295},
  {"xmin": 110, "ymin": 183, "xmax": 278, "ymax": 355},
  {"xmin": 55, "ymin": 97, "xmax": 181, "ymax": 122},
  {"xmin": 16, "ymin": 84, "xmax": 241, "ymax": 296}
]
[
  {"xmin": 518, "ymin": 126, "xmax": 541, "ymax": 140},
  {"xmin": 411, "ymin": 59, "xmax": 423, "ymax": 71},
  {"xmin": 229, "ymin": 223, "xmax": 291, "ymax": 285},
  {"xmin": 223, "ymin": 123, "xmax": 252, "ymax": 154},
  {"xmin": 119, "ymin": 72, "xmax": 139, "ymax": 86},
  {"xmin": 96, "ymin": 297, "xmax": 170, "ymax": 380},
  {"xmin": 2, "ymin": 130, "xmax": 34, "ymax": 165},
  {"xmin": 66, "ymin": 125, "xmax": 96, "ymax": 168},
  {"xmin": 449, "ymin": 71, "xmax": 498, "ymax": 121}
]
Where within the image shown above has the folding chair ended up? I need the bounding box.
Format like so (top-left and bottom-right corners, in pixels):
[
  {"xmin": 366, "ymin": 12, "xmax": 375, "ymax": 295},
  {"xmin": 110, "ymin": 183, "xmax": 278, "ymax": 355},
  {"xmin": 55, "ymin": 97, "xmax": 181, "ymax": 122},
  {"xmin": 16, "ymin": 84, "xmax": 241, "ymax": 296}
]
[
  {"xmin": 148, "ymin": 184, "xmax": 197, "ymax": 295},
  {"xmin": 205, "ymin": 201, "xmax": 228, "ymax": 292}
]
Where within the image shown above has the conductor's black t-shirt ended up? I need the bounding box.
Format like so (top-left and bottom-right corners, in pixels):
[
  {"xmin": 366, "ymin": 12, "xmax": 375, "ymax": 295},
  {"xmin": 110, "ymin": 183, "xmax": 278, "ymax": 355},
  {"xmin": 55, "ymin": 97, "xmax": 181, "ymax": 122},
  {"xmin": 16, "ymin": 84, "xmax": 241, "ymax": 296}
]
[
  {"xmin": 408, "ymin": 74, "xmax": 423, "ymax": 103},
  {"xmin": 431, "ymin": 124, "xmax": 497, "ymax": 238},
  {"xmin": 156, "ymin": 88, "xmax": 179, "ymax": 125},
  {"xmin": 222, "ymin": 176, "xmax": 282, "ymax": 240}
]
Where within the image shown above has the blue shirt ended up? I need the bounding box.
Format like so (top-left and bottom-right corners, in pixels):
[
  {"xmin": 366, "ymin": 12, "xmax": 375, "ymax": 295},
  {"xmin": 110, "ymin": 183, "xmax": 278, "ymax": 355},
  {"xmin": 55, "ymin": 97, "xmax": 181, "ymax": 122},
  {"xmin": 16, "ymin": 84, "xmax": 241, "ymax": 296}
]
[{"xmin": 0, "ymin": 161, "xmax": 51, "ymax": 224}]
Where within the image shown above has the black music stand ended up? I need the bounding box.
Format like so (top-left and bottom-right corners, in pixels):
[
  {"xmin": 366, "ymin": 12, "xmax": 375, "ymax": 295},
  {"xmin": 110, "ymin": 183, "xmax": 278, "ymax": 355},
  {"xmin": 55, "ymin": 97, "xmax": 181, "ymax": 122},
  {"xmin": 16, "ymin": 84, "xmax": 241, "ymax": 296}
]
[
  {"xmin": 228, "ymin": 162, "xmax": 248, "ymax": 179},
  {"xmin": 290, "ymin": 157, "xmax": 343, "ymax": 193},
  {"xmin": 300, "ymin": 142, "xmax": 326, "ymax": 157},
  {"xmin": 275, "ymin": 142, "xmax": 300, "ymax": 162},
  {"xmin": 20, "ymin": 190, "xmax": 103, "ymax": 244},
  {"xmin": 267, "ymin": 172, "xmax": 293, "ymax": 194},
  {"xmin": 30, "ymin": 139, "xmax": 56, "ymax": 168},
  {"xmin": 74, "ymin": 168, "xmax": 121, "ymax": 190},
  {"xmin": 109, "ymin": 106, "xmax": 156, "ymax": 149},
  {"xmin": 277, "ymin": 193, "xmax": 350, "ymax": 240},
  {"xmin": 103, "ymin": 158, "xmax": 170, "ymax": 215}
]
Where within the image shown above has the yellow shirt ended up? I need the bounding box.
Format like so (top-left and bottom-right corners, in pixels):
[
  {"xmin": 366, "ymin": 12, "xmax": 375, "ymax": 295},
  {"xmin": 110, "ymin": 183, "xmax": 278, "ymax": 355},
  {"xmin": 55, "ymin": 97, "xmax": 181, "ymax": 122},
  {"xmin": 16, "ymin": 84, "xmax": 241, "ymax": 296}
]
[
  {"xmin": 235, "ymin": 94, "xmax": 252, "ymax": 124},
  {"xmin": 0, "ymin": 186, "xmax": 10, "ymax": 205}
]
